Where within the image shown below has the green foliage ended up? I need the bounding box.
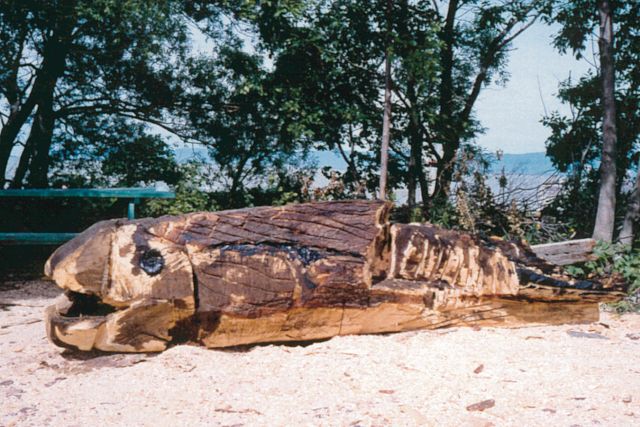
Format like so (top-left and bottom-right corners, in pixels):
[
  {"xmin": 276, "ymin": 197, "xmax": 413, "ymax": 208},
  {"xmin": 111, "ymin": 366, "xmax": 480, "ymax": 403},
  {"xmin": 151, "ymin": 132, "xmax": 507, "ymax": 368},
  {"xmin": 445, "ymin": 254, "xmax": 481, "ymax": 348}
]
[
  {"xmin": 143, "ymin": 161, "xmax": 217, "ymax": 216},
  {"xmin": 250, "ymin": 0, "xmax": 544, "ymax": 204},
  {"xmin": 49, "ymin": 118, "xmax": 181, "ymax": 188},
  {"xmin": 0, "ymin": 0, "xmax": 230, "ymax": 187},
  {"xmin": 1, "ymin": 0, "xmax": 548, "ymax": 216},
  {"xmin": 416, "ymin": 146, "xmax": 575, "ymax": 245},
  {"xmin": 181, "ymin": 44, "xmax": 312, "ymax": 205},
  {"xmin": 565, "ymin": 241, "xmax": 640, "ymax": 312},
  {"xmin": 142, "ymin": 159, "xmax": 315, "ymax": 216}
]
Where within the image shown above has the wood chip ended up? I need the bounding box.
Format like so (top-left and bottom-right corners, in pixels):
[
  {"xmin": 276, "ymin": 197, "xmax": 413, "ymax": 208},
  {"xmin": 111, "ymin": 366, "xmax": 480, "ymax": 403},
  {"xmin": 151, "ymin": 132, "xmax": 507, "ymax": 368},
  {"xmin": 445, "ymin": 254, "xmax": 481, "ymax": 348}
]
[
  {"xmin": 474, "ymin": 364, "xmax": 484, "ymax": 374},
  {"xmin": 466, "ymin": 399, "xmax": 495, "ymax": 412},
  {"xmin": 566, "ymin": 330, "xmax": 608, "ymax": 340}
]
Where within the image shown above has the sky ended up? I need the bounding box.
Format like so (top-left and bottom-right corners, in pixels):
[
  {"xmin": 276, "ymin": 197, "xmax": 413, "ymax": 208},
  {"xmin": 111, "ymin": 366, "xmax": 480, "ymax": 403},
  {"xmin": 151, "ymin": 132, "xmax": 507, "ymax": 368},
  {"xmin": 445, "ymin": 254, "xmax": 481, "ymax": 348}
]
[{"xmin": 474, "ymin": 22, "xmax": 595, "ymax": 154}]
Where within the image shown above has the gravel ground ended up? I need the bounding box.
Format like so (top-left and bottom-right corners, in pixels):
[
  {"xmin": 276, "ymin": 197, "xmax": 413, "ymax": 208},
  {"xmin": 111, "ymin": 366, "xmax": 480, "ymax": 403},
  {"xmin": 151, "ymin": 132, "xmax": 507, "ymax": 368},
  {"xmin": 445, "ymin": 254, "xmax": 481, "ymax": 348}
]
[{"xmin": 1, "ymin": 279, "xmax": 639, "ymax": 427}]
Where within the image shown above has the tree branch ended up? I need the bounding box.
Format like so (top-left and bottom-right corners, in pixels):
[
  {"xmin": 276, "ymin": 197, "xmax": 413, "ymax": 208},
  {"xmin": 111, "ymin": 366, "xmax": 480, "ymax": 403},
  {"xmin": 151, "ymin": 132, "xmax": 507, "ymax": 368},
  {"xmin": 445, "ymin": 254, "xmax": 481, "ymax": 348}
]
[{"xmin": 460, "ymin": 5, "xmax": 542, "ymax": 123}]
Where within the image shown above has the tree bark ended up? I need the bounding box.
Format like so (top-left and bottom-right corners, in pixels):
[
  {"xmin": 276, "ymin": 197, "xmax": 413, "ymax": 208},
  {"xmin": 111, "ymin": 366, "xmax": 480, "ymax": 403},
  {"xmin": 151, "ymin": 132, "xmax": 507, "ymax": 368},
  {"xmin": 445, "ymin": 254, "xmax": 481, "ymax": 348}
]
[
  {"xmin": 618, "ymin": 163, "xmax": 640, "ymax": 244},
  {"xmin": 407, "ymin": 147, "xmax": 417, "ymax": 207},
  {"xmin": 592, "ymin": 0, "xmax": 618, "ymax": 242},
  {"xmin": 8, "ymin": 123, "xmax": 36, "ymax": 188},
  {"xmin": 398, "ymin": 0, "xmax": 418, "ymax": 208},
  {"xmin": 406, "ymin": 78, "xmax": 423, "ymax": 208},
  {"xmin": 379, "ymin": 0, "xmax": 393, "ymax": 200},
  {"xmin": 0, "ymin": 1, "xmax": 76, "ymax": 186},
  {"xmin": 430, "ymin": 0, "xmax": 459, "ymax": 204},
  {"xmin": 0, "ymin": 94, "xmax": 39, "ymax": 184},
  {"xmin": 25, "ymin": 91, "xmax": 56, "ymax": 188}
]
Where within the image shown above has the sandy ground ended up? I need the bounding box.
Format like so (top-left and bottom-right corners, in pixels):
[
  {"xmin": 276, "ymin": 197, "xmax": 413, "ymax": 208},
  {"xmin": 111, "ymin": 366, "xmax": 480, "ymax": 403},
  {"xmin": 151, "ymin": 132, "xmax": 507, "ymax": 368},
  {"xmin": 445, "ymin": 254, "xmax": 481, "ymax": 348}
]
[{"xmin": 1, "ymin": 279, "xmax": 639, "ymax": 427}]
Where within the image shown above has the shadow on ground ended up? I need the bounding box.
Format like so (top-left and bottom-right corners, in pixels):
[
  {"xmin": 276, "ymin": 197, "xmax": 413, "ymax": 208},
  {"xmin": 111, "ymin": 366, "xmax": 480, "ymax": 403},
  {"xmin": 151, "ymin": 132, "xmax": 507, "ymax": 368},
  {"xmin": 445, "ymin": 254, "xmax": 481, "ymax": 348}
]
[{"xmin": 0, "ymin": 245, "xmax": 56, "ymax": 284}]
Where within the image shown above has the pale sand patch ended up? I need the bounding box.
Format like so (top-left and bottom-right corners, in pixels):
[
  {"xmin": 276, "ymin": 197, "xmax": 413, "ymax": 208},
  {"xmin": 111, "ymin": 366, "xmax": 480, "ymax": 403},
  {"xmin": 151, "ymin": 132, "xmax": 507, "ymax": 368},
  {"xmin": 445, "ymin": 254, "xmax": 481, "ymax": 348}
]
[{"xmin": 1, "ymin": 280, "xmax": 639, "ymax": 426}]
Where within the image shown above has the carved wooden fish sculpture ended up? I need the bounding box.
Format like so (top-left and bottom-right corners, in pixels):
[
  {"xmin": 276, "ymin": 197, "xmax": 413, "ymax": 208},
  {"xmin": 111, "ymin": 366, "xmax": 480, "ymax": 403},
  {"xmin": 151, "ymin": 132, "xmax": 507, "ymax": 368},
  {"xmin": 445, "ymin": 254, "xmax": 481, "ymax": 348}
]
[{"xmin": 44, "ymin": 200, "xmax": 623, "ymax": 352}]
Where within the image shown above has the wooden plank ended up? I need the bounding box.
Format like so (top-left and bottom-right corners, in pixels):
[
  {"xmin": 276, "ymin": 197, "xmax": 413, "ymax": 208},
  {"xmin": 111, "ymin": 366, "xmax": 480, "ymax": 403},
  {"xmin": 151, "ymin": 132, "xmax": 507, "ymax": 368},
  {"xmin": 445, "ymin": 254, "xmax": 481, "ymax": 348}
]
[
  {"xmin": 531, "ymin": 238, "xmax": 596, "ymax": 265},
  {"xmin": 0, "ymin": 232, "xmax": 78, "ymax": 245},
  {"xmin": 0, "ymin": 188, "xmax": 175, "ymax": 198}
]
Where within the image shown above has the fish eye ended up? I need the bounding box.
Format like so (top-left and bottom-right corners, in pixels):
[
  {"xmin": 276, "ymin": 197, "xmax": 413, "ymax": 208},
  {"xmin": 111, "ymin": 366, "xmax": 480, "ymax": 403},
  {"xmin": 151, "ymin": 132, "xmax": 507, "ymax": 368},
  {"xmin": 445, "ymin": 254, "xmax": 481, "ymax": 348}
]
[{"xmin": 139, "ymin": 248, "xmax": 164, "ymax": 276}]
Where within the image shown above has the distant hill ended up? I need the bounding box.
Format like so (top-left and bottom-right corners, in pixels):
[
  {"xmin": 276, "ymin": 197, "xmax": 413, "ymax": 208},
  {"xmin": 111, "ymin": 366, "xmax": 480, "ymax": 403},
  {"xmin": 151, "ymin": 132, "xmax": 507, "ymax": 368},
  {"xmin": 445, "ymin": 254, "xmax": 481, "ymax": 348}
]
[
  {"xmin": 310, "ymin": 150, "xmax": 555, "ymax": 176},
  {"xmin": 490, "ymin": 152, "xmax": 554, "ymax": 176},
  {"xmin": 8, "ymin": 146, "xmax": 552, "ymax": 180},
  {"xmin": 174, "ymin": 147, "xmax": 555, "ymax": 176}
]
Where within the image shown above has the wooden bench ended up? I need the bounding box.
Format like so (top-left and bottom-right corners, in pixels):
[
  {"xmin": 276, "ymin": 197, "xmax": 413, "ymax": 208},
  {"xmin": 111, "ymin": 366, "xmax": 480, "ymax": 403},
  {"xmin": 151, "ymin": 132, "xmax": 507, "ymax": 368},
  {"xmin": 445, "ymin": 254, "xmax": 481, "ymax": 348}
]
[
  {"xmin": 531, "ymin": 238, "xmax": 597, "ymax": 266},
  {"xmin": 0, "ymin": 188, "xmax": 175, "ymax": 245}
]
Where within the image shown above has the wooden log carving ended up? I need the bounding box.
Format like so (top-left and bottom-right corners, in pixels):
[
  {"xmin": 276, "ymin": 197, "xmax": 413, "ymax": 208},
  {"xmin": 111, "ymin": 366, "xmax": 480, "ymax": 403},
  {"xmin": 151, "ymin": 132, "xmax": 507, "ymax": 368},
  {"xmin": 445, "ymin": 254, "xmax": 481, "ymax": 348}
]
[{"xmin": 44, "ymin": 200, "xmax": 625, "ymax": 352}]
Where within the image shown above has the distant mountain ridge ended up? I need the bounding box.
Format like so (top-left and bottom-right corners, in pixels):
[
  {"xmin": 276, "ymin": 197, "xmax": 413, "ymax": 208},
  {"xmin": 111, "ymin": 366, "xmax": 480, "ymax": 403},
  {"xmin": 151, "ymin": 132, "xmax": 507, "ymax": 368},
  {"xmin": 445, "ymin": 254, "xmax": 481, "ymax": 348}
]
[
  {"xmin": 174, "ymin": 147, "xmax": 555, "ymax": 176},
  {"xmin": 9, "ymin": 147, "xmax": 555, "ymax": 177},
  {"xmin": 490, "ymin": 152, "xmax": 554, "ymax": 175}
]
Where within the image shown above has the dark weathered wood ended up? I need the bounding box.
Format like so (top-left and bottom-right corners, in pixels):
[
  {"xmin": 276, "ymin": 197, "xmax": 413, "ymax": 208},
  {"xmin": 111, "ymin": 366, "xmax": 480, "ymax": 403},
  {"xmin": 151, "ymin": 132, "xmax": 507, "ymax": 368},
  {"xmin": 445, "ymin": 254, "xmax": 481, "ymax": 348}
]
[
  {"xmin": 531, "ymin": 239, "xmax": 596, "ymax": 266},
  {"xmin": 43, "ymin": 201, "xmax": 625, "ymax": 352}
]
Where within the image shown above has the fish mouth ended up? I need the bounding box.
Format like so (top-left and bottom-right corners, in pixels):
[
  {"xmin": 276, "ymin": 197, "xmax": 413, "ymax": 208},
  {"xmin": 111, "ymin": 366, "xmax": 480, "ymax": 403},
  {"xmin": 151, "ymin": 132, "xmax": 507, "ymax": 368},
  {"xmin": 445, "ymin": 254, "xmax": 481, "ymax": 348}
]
[
  {"xmin": 59, "ymin": 291, "xmax": 118, "ymax": 317},
  {"xmin": 45, "ymin": 291, "xmax": 119, "ymax": 351},
  {"xmin": 46, "ymin": 288, "xmax": 192, "ymax": 353}
]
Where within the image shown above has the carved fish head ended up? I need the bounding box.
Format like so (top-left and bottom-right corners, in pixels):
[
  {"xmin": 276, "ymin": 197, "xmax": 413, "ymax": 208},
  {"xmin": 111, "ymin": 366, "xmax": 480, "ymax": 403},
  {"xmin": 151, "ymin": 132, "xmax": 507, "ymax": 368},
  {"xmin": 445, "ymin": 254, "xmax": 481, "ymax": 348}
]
[
  {"xmin": 44, "ymin": 218, "xmax": 195, "ymax": 352},
  {"xmin": 44, "ymin": 220, "xmax": 116, "ymax": 296}
]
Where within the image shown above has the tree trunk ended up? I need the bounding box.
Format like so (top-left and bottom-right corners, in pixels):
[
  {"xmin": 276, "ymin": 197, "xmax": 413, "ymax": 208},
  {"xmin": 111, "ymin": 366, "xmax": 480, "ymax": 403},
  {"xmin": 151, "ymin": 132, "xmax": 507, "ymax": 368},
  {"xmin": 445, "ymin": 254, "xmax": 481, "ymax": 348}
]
[
  {"xmin": 618, "ymin": 164, "xmax": 640, "ymax": 245},
  {"xmin": 8, "ymin": 125, "xmax": 36, "ymax": 188},
  {"xmin": 406, "ymin": 78, "xmax": 423, "ymax": 209},
  {"xmin": 407, "ymin": 148, "xmax": 417, "ymax": 207},
  {"xmin": 0, "ymin": 28, "xmax": 30, "ymax": 181},
  {"xmin": 430, "ymin": 0, "xmax": 459, "ymax": 204},
  {"xmin": 0, "ymin": 96, "xmax": 39, "ymax": 184},
  {"xmin": 25, "ymin": 92, "xmax": 56, "ymax": 188},
  {"xmin": 434, "ymin": 142, "xmax": 458, "ymax": 202},
  {"xmin": 592, "ymin": 0, "xmax": 618, "ymax": 242},
  {"xmin": 1, "ymin": 2, "xmax": 76, "ymax": 187},
  {"xmin": 379, "ymin": 0, "xmax": 393, "ymax": 200},
  {"xmin": 418, "ymin": 164, "xmax": 430, "ymax": 210}
]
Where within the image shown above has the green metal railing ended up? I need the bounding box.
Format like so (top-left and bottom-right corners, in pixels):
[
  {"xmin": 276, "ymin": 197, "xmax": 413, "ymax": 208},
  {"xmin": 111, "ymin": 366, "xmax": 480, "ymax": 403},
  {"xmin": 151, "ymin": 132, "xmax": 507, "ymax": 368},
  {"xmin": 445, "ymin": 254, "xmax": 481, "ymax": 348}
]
[{"xmin": 0, "ymin": 187, "xmax": 175, "ymax": 244}]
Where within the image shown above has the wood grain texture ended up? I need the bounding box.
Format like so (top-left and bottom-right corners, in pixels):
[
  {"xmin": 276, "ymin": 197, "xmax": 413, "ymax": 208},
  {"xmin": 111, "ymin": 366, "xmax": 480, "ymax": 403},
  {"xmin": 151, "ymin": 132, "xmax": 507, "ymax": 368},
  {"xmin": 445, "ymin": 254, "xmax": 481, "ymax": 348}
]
[
  {"xmin": 531, "ymin": 239, "xmax": 597, "ymax": 266},
  {"xmin": 43, "ymin": 200, "xmax": 625, "ymax": 352}
]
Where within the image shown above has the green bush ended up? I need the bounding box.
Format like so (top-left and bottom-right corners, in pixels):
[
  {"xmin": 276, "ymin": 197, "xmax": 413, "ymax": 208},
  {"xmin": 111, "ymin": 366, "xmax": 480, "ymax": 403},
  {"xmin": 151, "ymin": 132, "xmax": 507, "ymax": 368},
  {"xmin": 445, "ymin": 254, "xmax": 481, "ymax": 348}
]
[{"xmin": 565, "ymin": 241, "xmax": 640, "ymax": 313}]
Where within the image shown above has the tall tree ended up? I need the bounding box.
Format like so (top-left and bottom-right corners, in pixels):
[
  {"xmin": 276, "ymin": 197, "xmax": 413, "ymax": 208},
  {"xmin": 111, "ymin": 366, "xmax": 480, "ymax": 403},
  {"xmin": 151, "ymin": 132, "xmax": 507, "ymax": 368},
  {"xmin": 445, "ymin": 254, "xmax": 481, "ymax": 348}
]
[
  {"xmin": 429, "ymin": 0, "xmax": 544, "ymax": 206},
  {"xmin": 379, "ymin": 0, "xmax": 393, "ymax": 200},
  {"xmin": 0, "ymin": 0, "xmax": 76, "ymax": 182},
  {"xmin": 592, "ymin": 0, "xmax": 618, "ymax": 242},
  {"xmin": 545, "ymin": 1, "xmax": 640, "ymax": 242}
]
